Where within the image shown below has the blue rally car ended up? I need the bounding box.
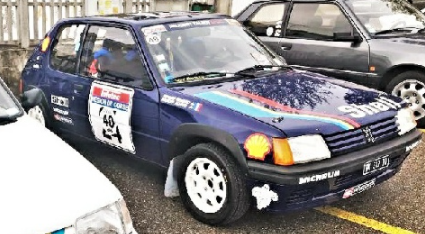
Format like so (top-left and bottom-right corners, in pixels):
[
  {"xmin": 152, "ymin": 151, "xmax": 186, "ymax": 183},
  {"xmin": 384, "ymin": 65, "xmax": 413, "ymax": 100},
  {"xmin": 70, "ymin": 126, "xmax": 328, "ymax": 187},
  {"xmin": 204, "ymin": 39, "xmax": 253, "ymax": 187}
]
[{"xmin": 21, "ymin": 11, "xmax": 422, "ymax": 225}]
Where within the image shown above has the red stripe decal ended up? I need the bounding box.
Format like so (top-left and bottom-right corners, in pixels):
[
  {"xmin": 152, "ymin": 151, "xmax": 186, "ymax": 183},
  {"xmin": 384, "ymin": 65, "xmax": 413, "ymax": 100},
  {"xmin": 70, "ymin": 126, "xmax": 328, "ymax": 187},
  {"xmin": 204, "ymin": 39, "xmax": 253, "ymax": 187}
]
[
  {"xmin": 92, "ymin": 86, "xmax": 130, "ymax": 103},
  {"xmin": 92, "ymin": 86, "xmax": 102, "ymax": 97},
  {"xmin": 229, "ymin": 89, "xmax": 360, "ymax": 128}
]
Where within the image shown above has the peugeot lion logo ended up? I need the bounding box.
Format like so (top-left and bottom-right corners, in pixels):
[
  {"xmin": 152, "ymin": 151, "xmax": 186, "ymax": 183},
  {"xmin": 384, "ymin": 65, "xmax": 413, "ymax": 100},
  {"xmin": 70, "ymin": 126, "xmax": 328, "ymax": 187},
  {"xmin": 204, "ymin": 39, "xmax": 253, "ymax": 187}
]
[{"xmin": 362, "ymin": 127, "xmax": 375, "ymax": 143}]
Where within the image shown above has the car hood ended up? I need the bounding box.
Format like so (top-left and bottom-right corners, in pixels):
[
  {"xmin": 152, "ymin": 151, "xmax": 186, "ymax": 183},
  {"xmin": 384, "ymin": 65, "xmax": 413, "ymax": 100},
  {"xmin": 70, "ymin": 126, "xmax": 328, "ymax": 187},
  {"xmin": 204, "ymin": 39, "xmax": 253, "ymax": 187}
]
[
  {"xmin": 374, "ymin": 33, "xmax": 425, "ymax": 50},
  {"xmin": 179, "ymin": 70, "xmax": 405, "ymax": 136},
  {"xmin": 0, "ymin": 115, "xmax": 122, "ymax": 234}
]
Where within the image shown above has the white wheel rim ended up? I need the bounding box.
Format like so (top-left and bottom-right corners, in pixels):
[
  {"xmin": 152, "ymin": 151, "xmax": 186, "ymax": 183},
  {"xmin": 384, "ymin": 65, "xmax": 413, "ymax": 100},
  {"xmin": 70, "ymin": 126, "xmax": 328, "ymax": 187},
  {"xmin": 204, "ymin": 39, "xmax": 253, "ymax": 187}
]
[
  {"xmin": 27, "ymin": 105, "xmax": 45, "ymax": 126},
  {"xmin": 392, "ymin": 79, "xmax": 425, "ymax": 120},
  {"xmin": 185, "ymin": 157, "xmax": 227, "ymax": 214}
]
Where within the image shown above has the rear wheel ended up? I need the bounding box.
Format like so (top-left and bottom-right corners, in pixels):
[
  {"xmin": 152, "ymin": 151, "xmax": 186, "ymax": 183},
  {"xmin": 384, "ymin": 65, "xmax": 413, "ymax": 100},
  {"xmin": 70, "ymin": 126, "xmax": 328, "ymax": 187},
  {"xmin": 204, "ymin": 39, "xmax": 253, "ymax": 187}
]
[
  {"xmin": 386, "ymin": 71, "xmax": 425, "ymax": 127},
  {"xmin": 177, "ymin": 143, "xmax": 250, "ymax": 226}
]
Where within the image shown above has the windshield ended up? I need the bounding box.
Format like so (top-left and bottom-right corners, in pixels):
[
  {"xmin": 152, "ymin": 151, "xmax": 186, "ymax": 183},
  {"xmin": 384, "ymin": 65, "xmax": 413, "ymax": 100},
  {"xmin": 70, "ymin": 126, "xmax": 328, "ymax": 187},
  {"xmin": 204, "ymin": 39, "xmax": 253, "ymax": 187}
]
[
  {"xmin": 141, "ymin": 18, "xmax": 285, "ymax": 84},
  {"xmin": 0, "ymin": 79, "xmax": 21, "ymax": 119},
  {"xmin": 346, "ymin": 0, "xmax": 425, "ymax": 34}
]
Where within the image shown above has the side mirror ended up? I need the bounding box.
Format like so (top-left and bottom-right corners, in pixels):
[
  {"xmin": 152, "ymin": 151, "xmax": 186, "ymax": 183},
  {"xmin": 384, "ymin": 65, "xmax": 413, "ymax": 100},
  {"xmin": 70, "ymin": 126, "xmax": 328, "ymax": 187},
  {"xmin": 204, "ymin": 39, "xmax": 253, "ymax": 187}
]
[
  {"xmin": 21, "ymin": 88, "xmax": 43, "ymax": 111},
  {"xmin": 333, "ymin": 32, "xmax": 362, "ymax": 42}
]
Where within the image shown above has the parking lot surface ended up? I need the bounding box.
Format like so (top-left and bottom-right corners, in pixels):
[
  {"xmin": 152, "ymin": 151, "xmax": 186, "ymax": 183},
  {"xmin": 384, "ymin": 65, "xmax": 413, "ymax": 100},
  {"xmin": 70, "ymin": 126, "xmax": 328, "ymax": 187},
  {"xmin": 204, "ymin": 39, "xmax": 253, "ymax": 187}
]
[{"xmin": 63, "ymin": 134, "xmax": 425, "ymax": 234}]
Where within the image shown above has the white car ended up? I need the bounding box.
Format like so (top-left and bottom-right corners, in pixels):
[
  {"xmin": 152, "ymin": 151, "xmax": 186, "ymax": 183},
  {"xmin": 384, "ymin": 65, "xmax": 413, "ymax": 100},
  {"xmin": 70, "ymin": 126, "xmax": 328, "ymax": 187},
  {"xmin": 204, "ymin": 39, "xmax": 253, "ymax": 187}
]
[{"xmin": 0, "ymin": 77, "xmax": 137, "ymax": 234}]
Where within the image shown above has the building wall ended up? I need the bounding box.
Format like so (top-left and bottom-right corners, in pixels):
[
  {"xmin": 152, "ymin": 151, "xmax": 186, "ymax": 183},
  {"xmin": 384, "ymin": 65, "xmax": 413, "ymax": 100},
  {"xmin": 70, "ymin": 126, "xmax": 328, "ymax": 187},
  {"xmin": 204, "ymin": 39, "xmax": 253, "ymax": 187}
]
[
  {"xmin": 230, "ymin": 0, "xmax": 256, "ymax": 16},
  {"xmin": 215, "ymin": 0, "xmax": 232, "ymax": 15},
  {"xmin": 0, "ymin": 47, "xmax": 32, "ymax": 97},
  {"xmin": 155, "ymin": 0, "xmax": 190, "ymax": 11}
]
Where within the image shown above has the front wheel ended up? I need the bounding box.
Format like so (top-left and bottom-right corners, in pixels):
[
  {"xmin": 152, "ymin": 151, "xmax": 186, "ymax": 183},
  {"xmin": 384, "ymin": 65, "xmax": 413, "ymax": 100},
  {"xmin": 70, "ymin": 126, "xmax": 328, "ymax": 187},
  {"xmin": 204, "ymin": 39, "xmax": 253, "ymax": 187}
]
[
  {"xmin": 177, "ymin": 143, "xmax": 250, "ymax": 226},
  {"xmin": 386, "ymin": 71, "xmax": 425, "ymax": 127},
  {"xmin": 27, "ymin": 105, "xmax": 47, "ymax": 127}
]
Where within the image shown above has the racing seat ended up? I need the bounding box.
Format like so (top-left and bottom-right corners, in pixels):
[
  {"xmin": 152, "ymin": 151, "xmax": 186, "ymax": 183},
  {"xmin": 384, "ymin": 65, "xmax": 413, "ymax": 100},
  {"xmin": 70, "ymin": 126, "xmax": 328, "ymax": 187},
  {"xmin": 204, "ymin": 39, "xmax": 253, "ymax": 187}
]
[{"xmin": 89, "ymin": 38, "xmax": 122, "ymax": 77}]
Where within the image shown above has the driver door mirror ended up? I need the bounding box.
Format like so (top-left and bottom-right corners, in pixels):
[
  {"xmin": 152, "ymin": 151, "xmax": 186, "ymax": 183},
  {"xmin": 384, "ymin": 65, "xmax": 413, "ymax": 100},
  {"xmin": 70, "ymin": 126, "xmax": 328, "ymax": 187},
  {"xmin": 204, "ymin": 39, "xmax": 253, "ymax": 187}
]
[
  {"xmin": 333, "ymin": 32, "xmax": 363, "ymax": 42},
  {"xmin": 21, "ymin": 88, "xmax": 43, "ymax": 111}
]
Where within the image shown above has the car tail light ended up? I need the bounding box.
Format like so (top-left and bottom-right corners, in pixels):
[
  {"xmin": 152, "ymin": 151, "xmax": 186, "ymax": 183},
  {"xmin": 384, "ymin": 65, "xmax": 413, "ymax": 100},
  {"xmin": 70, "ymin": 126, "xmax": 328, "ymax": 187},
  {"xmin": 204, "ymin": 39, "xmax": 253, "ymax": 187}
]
[
  {"xmin": 272, "ymin": 138, "xmax": 294, "ymax": 166},
  {"xmin": 19, "ymin": 79, "xmax": 23, "ymax": 95}
]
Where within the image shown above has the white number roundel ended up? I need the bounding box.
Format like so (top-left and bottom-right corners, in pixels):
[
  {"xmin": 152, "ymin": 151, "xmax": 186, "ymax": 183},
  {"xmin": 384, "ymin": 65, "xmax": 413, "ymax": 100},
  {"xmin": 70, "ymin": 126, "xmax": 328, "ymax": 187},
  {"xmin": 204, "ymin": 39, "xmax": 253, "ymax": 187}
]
[{"xmin": 146, "ymin": 34, "xmax": 161, "ymax": 45}]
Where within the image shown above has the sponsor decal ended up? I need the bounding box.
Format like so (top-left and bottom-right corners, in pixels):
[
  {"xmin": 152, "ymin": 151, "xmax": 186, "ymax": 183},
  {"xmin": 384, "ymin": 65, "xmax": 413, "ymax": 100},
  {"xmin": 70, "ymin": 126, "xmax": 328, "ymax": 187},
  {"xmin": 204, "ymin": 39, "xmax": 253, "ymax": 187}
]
[
  {"xmin": 189, "ymin": 102, "xmax": 203, "ymax": 112},
  {"xmin": 91, "ymin": 86, "xmax": 130, "ymax": 112},
  {"xmin": 53, "ymin": 107, "xmax": 69, "ymax": 116},
  {"xmin": 244, "ymin": 133, "xmax": 271, "ymax": 161},
  {"xmin": 142, "ymin": 25, "xmax": 167, "ymax": 35},
  {"xmin": 406, "ymin": 140, "xmax": 421, "ymax": 152},
  {"xmin": 146, "ymin": 34, "xmax": 161, "ymax": 45},
  {"xmin": 252, "ymin": 184, "xmax": 278, "ymax": 210},
  {"xmin": 51, "ymin": 95, "xmax": 69, "ymax": 108},
  {"xmin": 338, "ymin": 96, "xmax": 402, "ymax": 118},
  {"xmin": 195, "ymin": 90, "xmax": 360, "ymax": 130},
  {"xmin": 53, "ymin": 114, "xmax": 73, "ymax": 125},
  {"xmin": 299, "ymin": 170, "xmax": 340, "ymax": 184},
  {"xmin": 167, "ymin": 19, "xmax": 227, "ymax": 30},
  {"xmin": 343, "ymin": 178, "xmax": 376, "ymax": 199},
  {"xmin": 168, "ymin": 20, "xmax": 210, "ymax": 29},
  {"xmin": 88, "ymin": 81, "xmax": 136, "ymax": 154},
  {"xmin": 161, "ymin": 94, "xmax": 203, "ymax": 112}
]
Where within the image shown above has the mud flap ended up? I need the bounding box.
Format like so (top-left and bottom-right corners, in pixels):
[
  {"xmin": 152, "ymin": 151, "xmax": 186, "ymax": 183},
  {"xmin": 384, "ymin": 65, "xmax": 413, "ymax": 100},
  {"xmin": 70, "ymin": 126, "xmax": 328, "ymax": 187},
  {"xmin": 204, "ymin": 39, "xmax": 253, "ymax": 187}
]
[
  {"xmin": 164, "ymin": 158, "xmax": 180, "ymax": 197},
  {"xmin": 252, "ymin": 184, "xmax": 278, "ymax": 210}
]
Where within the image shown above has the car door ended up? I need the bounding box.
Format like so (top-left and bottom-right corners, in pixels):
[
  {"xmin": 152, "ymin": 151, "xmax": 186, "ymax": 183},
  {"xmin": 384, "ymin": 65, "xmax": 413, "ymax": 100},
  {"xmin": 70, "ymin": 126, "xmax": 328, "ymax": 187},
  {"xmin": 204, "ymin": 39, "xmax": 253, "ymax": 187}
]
[
  {"xmin": 241, "ymin": 2, "xmax": 289, "ymax": 55},
  {"xmin": 72, "ymin": 23, "xmax": 162, "ymax": 164},
  {"xmin": 280, "ymin": 2, "xmax": 371, "ymax": 86},
  {"xmin": 45, "ymin": 23, "xmax": 87, "ymax": 131}
]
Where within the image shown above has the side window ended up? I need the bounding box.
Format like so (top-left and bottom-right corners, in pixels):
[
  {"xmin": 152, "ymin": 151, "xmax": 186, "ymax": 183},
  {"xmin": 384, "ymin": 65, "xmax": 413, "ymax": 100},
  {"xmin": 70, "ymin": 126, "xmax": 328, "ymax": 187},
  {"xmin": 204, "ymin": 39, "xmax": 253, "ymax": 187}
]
[
  {"xmin": 50, "ymin": 24, "xmax": 86, "ymax": 74},
  {"xmin": 79, "ymin": 25, "xmax": 152, "ymax": 90},
  {"xmin": 245, "ymin": 3, "xmax": 286, "ymax": 37},
  {"xmin": 285, "ymin": 3, "xmax": 353, "ymax": 40}
]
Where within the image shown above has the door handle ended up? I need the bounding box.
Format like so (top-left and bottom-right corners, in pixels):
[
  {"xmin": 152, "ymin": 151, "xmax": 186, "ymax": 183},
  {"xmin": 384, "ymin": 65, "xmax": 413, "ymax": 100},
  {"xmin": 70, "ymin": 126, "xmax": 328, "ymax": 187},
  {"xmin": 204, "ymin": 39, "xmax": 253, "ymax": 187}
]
[{"xmin": 281, "ymin": 45, "xmax": 292, "ymax": 51}]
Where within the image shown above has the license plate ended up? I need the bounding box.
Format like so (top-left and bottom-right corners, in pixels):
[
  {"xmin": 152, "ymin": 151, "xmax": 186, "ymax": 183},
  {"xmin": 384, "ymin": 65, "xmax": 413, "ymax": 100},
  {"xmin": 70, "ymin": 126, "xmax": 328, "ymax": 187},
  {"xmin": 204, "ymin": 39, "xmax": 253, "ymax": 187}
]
[
  {"xmin": 363, "ymin": 155, "xmax": 389, "ymax": 175},
  {"xmin": 343, "ymin": 178, "xmax": 376, "ymax": 199}
]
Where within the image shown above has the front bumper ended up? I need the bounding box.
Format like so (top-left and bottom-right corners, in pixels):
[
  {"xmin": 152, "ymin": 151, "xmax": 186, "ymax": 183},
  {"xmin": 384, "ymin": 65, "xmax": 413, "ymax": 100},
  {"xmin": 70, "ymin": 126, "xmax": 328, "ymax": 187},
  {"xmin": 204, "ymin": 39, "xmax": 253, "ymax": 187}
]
[{"xmin": 247, "ymin": 129, "xmax": 422, "ymax": 212}]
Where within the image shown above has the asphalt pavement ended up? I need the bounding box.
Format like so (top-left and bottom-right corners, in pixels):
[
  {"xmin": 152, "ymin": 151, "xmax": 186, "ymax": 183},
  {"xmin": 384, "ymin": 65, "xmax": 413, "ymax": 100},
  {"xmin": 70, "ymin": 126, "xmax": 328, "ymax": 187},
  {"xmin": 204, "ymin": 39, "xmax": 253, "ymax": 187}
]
[{"xmin": 63, "ymin": 134, "xmax": 425, "ymax": 234}]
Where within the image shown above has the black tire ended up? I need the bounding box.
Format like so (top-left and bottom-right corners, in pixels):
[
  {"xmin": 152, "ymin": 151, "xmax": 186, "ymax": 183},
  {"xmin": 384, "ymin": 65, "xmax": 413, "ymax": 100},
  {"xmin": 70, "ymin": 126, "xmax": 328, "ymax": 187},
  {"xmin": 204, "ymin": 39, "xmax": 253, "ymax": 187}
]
[
  {"xmin": 177, "ymin": 143, "xmax": 250, "ymax": 226},
  {"xmin": 385, "ymin": 70, "xmax": 425, "ymax": 128}
]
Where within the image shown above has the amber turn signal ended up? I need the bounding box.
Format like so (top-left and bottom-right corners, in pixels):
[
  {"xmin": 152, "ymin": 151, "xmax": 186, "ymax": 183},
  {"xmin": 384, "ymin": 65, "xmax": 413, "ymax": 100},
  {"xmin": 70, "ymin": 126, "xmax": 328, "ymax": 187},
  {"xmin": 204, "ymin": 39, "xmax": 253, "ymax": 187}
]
[
  {"xmin": 41, "ymin": 36, "xmax": 50, "ymax": 52},
  {"xmin": 272, "ymin": 138, "xmax": 294, "ymax": 166}
]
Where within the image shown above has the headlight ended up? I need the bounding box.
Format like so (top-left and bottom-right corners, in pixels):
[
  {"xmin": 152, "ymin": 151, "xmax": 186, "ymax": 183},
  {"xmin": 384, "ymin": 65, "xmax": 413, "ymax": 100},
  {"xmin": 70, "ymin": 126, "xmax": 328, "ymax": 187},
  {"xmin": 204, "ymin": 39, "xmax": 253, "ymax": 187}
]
[
  {"xmin": 75, "ymin": 199, "xmax": 135, "ymax": 234},
  {"xmin": 396, "ymin": 108, "xmax": 416, "ymax": 135},
  {"xmin": 272, "ymin": 135, "xmax": 331, "ymax": 166}
]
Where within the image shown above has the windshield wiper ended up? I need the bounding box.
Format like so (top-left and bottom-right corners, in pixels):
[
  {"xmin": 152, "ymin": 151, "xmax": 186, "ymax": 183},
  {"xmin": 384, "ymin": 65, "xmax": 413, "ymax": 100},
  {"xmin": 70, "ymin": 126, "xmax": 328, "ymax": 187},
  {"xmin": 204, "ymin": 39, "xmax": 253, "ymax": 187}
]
[
  {"xmin": 167, "ymin": 72, "xmax": 230, "ymax": 83},
  {"xmin": 374, "ymin": 27, "xmax": 421, "ymax": 35},
  {"xmin": 234, "ymin": 65, "xmax": 290, "ymax": 77},
  {"xmin": 0, "ymin": 113, "xmax": 20, "ymax": 125}
]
